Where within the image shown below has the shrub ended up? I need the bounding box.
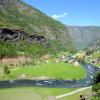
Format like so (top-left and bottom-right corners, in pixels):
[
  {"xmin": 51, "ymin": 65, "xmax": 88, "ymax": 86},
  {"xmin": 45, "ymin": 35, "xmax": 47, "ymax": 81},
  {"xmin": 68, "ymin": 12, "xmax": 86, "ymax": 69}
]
[{"xmin": 3, "ymin": 65, "xmax": 10, "ymax": 75}]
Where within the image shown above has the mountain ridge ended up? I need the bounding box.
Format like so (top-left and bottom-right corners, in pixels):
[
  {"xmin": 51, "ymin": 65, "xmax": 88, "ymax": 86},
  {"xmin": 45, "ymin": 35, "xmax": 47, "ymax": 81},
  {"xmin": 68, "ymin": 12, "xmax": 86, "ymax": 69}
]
[
  {"xmin": 0, "ymin": 0, "xmax": 74, "ymax": 57},
  {"xmin": 68, "ymin": 26, "xmax": 100, "ymax": 50}
]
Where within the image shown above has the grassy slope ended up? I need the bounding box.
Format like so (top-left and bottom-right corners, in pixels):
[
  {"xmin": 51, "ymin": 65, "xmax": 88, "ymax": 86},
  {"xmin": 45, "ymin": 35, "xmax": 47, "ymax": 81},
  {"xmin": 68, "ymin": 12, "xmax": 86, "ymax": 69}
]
[
  {"xmin": 8, "ymin": 62, "xmax": 86, "ymax": 80},
  {"xmin": 0, "ymin": 87, "xmax": 76, "ymax": 100},
  {"xmin": 58, "ymin": 88, "xmax": 92, "ymax": 100},
  {"xmin": 0, "ymin": 41, "xmax": 53, "ymax": 59},
  {"xmin": 68, "ymin": 26, "xmax": 100, "ymax": 50},
  {"xmin": 0, "ymin": 0, "xmax": 74, "ymax": 53}
]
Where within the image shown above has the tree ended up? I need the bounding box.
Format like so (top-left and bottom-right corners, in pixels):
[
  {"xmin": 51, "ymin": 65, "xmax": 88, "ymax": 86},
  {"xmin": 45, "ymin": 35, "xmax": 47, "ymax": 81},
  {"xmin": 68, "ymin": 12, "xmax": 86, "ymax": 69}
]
[
  {"xmin": 3, "ymin": 65, "xmax": 10, "ymax": 75},
  {"xmin": 93, "ymin": 72, "xmax": 100, "ymax": 85},
  {"xmin": 92, "ymin": 71, "xmax": 100, "ymax": 100},
  {"xmin": 86, "ymin": 50, "xmax": 94, "ymax": 55},
  {"xmin": 75, "ymin": 52, "xmax": 86, "ymax": 63}
]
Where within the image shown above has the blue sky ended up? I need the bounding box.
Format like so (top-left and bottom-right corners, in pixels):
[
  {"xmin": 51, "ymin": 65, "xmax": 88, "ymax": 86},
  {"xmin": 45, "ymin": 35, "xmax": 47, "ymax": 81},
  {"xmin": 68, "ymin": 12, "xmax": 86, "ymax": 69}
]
[{"xmin": 22, "ymin": 0, "xmax": 100, "ymax": 26}]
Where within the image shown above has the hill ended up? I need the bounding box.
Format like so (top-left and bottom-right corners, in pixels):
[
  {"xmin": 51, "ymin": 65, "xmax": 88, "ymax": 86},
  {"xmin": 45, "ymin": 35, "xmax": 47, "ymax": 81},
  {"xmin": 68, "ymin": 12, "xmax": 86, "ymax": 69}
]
[
  {"xmin": 68, "ymin": 26, "xmax": 100, "ymax": 50},
  {"xmin": 0, "ymin": 0, "xmax": 74, "ymax": 58},
  {"xmin": 86, "ymin": 39, "xmax": 100, "ymax": 51}
]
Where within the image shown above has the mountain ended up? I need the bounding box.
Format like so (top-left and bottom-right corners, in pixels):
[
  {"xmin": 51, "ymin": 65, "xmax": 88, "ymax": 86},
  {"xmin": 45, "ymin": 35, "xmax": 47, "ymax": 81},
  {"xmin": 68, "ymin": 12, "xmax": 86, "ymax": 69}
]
[
  {"xmin": 86, "ymin": 39, "xmax": 100, "ymax": 51},
  {"xmin": 68, "ymin": 26, "xmax": 100, "ymax": 50},
  {"xmin": 0, "ymin": 0, "xmax": 74, "ymax": 58}
]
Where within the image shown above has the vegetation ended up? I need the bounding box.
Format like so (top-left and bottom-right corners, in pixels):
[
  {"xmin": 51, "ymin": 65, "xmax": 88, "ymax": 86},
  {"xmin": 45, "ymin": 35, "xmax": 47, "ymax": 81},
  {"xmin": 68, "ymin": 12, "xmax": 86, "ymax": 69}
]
[
  {"xmin": 75, "ymin": 52, "xmax": 86, "ymax": 63},
  {"xmin": 4, "ymin": 62, "xmax": 87, "ymax": 80},
  {"xmin": 0, "ymin": 0, "xmax": 74, "ymax": 53},
  {"xmin": 0, "ymin": 42, "xmax": 17, "ymax": 58},
  {"xmin": 0, "ymin": 87, "xmax": 76, "ymax": 100},
  {"xmin": 0, "ymin": 87, "xmax": 92, "ymax": 100},
  {"xmin": 3, "ymin": 65, "xmax": 10, "ymax": 75},
  {"xmin": 92, "ymin": 71, "xmax": 100, "ymax": 100},
  {"xmin": 92, "ymin": 52, "xmax": 100, "ymax": 59},
  {"xmin": 85, "ymin": 51, "xmax": 100, "ymax": 67},
  {"xmin": 0, "ymin": 41, "xmax": 52, "ymax": 59},
  {"xmin": 58, "ymin": 87, "xmax": 92, "ymax": 100},
  {"xmin": 69, "ymin": 26, "xmax": 100, "ymax": 50},
  {"xmin": 0, "ymin": 1, "xmax": 99, "ymax": 100}
]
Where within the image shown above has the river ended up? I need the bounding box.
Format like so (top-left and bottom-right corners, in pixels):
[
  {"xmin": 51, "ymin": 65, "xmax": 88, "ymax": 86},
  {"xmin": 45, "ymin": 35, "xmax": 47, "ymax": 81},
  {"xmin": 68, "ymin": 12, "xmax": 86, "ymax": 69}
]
[{"xmin": 0, "ymin": 63, "xmax": 100, "ymax": 88}]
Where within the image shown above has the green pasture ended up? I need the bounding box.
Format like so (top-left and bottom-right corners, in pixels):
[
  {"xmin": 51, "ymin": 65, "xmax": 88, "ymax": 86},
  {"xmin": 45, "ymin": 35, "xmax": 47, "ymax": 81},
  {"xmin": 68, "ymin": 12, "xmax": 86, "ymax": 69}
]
[{"xmin": 8, "ymin": 62, "xmax": 86, "ymax": 80}]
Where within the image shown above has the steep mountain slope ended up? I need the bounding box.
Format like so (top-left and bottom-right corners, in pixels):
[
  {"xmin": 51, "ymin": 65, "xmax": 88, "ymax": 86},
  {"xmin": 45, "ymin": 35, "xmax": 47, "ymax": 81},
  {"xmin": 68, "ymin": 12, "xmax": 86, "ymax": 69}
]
[
  {"xmin": 86, "ymin": 39, "xmax": 100, "ymax": 51},
  {"xmin": 0, "ymin": 0, "xmax": 74, "ymax": 54},
  {"xmin": 68, "ymin": 26, "xmax": 100, "ymax": 50}
]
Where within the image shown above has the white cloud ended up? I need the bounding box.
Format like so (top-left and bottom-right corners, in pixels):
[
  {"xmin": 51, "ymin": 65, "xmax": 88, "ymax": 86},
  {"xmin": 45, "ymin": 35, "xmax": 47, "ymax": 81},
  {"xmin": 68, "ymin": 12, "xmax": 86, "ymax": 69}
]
[{"xmin": 51, "ymin": 12, "xmax": 68, "ymax": 20}]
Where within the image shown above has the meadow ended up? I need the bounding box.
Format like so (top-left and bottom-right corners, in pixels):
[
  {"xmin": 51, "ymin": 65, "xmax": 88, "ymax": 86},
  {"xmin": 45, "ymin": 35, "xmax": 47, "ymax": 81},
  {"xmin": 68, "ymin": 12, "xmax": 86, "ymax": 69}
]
[
  {"xmin": 7, "ymin": 62, "xmax": 87, "ymax": 80},
  {"xmin": 0, "ymin": 87, "xmax": 76, "ymax": 100},
  {"xmin": 0, "ymin": 87, "xmax": 92, "ymax": 100}
]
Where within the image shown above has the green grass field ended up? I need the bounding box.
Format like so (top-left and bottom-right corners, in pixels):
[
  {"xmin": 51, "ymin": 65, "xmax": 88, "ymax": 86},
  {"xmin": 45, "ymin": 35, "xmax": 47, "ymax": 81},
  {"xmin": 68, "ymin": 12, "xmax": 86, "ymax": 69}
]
[
  {"xmin": 0, "ymin": 87, "xmax": 76, "ymax": 100},
  {"xmin": 0, "ymin": 62, "xmax": 91, "ymax": 100},
  {"xmin": 7, "ymin": 62, "xmax": 86, "ymax": 80},
  {"xmin": 58, "ymin": 87, "xmax": 92, "ymax": 100},
  {"xmin": 0, "ymin": 87, "xmax": 92, "ymax": 100}
]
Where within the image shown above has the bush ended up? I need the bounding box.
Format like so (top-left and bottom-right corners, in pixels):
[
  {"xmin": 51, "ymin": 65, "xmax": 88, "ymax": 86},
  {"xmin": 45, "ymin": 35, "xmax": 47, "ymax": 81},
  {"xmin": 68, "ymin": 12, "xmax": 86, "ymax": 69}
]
[{"xmin": 3, "ymin": 65, "xmax": 10, "ymax": 75}]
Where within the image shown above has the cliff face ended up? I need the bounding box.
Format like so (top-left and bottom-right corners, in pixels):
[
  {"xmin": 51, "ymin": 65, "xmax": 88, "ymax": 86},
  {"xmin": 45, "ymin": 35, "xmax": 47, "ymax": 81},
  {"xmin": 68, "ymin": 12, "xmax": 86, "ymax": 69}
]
[
  {"xmin": 68, "ymin": 26, "xmax": 100, "ymax": 50},
  {"xmin": 0, "ymin": 0, "xmax": 74, "ymax": 52}
]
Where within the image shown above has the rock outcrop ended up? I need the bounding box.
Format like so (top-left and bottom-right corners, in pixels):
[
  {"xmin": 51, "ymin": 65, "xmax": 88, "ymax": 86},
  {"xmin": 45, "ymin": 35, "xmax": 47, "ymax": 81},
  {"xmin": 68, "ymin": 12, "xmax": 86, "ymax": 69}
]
[
  {"xmin": 28, "ymin": 34, "xmax": 46, "ymax": 44},
  {"xmin": 0, "ymin": 28, "xmax": 27, "ymax": 42},
  {"xmin": 0, "ymin": 28, "xmax": 47, "ymax": 44}
]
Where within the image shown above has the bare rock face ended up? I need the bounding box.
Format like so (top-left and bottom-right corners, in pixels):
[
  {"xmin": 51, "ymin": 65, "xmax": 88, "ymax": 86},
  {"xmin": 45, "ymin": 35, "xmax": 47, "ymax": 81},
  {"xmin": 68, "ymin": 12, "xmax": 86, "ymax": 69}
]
[
  {"xmin": 0, "ymin": 28, "xmax": 27, "ymax": 42},
  {"xmin": 0, "ymin": 28, "xmax": 47, "ymax": 44},
  {"xmin": 0, "ymin": 0, "xmax": 5, "ymax": 5},
  {"xmin": 28, "ymin": 34, "xmax": 46, "ymax": 44},
  {"xmin": 0, "ymin": 0, "xmax": 4, "ymax": 7},
  {"xmin": 0, "ymin": 0, "xmax": 6, "ymax": 7}
]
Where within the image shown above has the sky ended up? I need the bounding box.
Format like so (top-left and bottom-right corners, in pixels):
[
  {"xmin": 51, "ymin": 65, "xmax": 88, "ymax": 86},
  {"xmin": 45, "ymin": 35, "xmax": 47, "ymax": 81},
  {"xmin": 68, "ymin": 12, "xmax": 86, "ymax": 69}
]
[{"xmin": 22, "ymin": 0, "xmax": 100, "ymax": 26}]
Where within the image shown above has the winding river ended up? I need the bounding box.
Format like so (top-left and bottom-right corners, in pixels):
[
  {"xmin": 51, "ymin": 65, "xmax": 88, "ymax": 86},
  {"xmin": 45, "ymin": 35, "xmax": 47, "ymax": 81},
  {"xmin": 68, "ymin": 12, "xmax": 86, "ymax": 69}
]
[{"xmin": 0, "ymin": 63, "xmax": 100, "ymax": 88}]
